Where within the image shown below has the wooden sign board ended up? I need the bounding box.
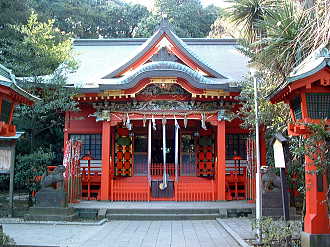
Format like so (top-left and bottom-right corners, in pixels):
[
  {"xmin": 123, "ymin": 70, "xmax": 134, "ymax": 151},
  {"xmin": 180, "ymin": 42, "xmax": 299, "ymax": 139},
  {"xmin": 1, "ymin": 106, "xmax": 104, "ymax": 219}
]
[
  {"xmin": 273, "ymin": 139, "xmax": 286, "ymax": 168},
  {"xmin": 0, "ymin": 146, "xmax": 12, "ymax": 174}
]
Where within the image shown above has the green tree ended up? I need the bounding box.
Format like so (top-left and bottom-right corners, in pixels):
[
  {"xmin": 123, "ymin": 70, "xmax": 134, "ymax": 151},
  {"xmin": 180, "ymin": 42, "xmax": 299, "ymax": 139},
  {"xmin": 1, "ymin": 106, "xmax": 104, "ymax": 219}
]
[
  {"xmin": 32, "ymin": 0, "xmax": 149, "ymax": 38},
  {"xmin": 226, "ymin": 0, "xmax": 274, "ymax": 42},
  {"xmin": 0, "ymin": 0, "xmax": 31, "ymax": 37},
  {"xmin": 134, "ymin": 0, "xmax": 219, "ymax": 38},
  {"xmin": 0, "ymin": 12, "xmax": 75, "ymax": 77},
  {"xmin": 227, "ymin": 0, "xmax": 330, "ymax": 77},
  {"xmin": 208, "ymin": 14, "xmax": 241, "ymax": 38},
  {"xmin": 14, "ymin": 149, "xmax": 54, "ymax": 205},
  {"xmin": 14, "ymin": 70, "xmax": 78, "ymax": 160},
  {"xmin": 0, "ymin": 11, "xmax": 78, "ymax": 204},
  {"xmin": 227, "ymin": 0, "xmax": 330, "ymax": 215}
]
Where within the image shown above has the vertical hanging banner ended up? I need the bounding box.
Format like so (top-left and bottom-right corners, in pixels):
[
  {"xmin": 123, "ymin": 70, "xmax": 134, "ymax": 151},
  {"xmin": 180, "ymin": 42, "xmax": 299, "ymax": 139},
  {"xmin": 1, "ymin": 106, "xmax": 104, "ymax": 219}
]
[
  {"xmin": 63, "ymin": 139, "xmax": 82, "ymax": 203},
  {"xmin": 63, "ymin": 140, "xmax": 72, "ymax": 177},
  {"xmin": 0, "ymin": 146, "xmax": 12, "ymax": 174}
]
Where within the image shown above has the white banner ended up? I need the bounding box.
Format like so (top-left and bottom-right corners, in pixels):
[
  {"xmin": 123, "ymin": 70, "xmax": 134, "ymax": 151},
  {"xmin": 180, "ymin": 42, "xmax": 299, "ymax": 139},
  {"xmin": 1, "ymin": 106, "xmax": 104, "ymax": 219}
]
[{"xmin": 0, "ymin": 147, "xmax": 12, "ymax": 173}]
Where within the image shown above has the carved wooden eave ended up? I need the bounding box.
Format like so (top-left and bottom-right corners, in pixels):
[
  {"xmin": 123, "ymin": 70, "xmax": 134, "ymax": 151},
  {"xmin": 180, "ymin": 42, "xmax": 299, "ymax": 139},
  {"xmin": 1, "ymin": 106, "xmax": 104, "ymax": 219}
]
[{"xmin": 89, "ymin": 99, "xmax": 234, "ymax": 122}]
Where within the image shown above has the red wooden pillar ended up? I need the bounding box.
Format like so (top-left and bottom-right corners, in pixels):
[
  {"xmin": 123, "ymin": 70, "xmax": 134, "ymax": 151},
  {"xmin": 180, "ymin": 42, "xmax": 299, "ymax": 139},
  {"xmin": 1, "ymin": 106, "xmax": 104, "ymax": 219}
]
[
  {"xmin": 216, "ymin": 121, "xmax": 226, "ymax": 200},
  {"xmin": 304, "ymin": 155, "xmax": 330, "ymax": 234},
  {"xmin": 100, "ymin": 121, "xmax": 111, "ymax": 200}
]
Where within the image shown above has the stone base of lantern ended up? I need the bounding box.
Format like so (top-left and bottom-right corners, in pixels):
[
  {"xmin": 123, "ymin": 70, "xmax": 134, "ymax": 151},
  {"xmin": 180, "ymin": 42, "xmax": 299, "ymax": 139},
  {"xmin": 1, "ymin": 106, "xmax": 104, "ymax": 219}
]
[{"xmin": 301, "ymin": 231, "xmax": 330, "ymax": 247}]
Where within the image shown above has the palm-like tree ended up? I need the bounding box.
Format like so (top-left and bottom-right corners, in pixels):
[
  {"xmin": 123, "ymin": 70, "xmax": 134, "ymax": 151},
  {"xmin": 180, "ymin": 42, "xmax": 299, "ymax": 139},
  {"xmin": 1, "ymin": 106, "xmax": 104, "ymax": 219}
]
[
  {"xmin": 226, "ymin": 0, "xmax": 275, "ymax": 42},
  {"xmin": 227, "ymin": 0, "xmax": 330, "ymax": 78}
]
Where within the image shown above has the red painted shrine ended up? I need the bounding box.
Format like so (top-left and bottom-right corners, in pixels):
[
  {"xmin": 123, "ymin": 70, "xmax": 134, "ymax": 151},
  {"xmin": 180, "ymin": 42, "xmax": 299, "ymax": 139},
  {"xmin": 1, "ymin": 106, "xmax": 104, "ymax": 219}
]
[
  {"xmin": 0, "ymin": 64, "xmax": 37, "ymax": 137},
  {"xmin": 65, "ymin": 20, "xmax": 266, "ymax": 201},
  {"xmin": 270, "ymin": 46, "xmax": 330, "ymax": 240}
]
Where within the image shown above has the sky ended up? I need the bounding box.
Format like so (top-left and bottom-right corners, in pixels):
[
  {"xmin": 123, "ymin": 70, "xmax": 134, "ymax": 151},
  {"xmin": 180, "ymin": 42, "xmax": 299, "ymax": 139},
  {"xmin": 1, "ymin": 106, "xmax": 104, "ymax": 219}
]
[{"xmin": 124, "ymin": 0, "xmax": 230, "ymax": 9}]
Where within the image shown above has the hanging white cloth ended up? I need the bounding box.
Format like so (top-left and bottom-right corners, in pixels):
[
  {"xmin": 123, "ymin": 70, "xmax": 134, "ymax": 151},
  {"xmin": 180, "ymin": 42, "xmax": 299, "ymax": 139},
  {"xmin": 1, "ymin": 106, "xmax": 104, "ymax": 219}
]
[
  {"xmin": 143, "ymin": 114, "xmax": 147, "ymax": 128},
  {"xmin": 201, "ymin": 113, "xmax": 207, "ymax": 130},
  {"xmin": 152, "ymin": 115, "xmax": 156, "ymax": 130},
  {"xmin": 159, "ymin": 117, "xmax": 168, "ymax": 190},
  {"xmin": 184, "ymin": 114, "xmax": 188, "ymax": 128},
  {"xmin": 126, "ymin": 113, "xmax": 132, "ymax": 130},
  {"xmin": 174, "ymin": 117, "xmax": 180, "ymax": 182},
  {"xmin": 147, "ymin": 119, "xmax": 152, "ymax": 186}
]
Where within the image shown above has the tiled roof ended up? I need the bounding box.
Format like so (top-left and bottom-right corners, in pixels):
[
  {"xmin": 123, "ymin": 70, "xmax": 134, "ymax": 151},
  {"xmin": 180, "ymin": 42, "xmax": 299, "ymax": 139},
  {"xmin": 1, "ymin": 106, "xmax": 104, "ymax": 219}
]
[
  {"xmin": 67, "ymin": 21, "xmax": 249, "ymax": 91},
  {"xmin": 0, "ymin": 64, "xmax": 40, "ymax": 103},
  {"xmin": 68, "ymin": 39, "xmax": 249, "ymax": 88},
  {"xmin": 269, "ymin": 46, "xmax": 330, "ymax": 100}
]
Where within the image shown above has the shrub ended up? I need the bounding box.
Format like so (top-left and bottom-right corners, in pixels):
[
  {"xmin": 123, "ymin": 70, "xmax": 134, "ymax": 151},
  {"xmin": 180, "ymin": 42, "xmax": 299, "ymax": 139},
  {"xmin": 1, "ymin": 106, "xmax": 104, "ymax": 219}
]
[
  {"xmin": 0, "ymin": 225, "xmax": 15, "ymax": 245},
  {"xmin": 252, "ymin": 217, "xmax": 301, "ymax": 247}
]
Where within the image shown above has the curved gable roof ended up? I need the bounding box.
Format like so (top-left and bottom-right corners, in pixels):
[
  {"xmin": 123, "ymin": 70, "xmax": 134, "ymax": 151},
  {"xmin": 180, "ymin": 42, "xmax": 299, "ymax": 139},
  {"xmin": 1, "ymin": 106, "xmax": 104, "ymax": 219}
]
[
  {"xmin": 97, "ymin": 61, "xmax": 239, "ymax": 92},
  {"xmin": 102, "ymin": 19, "xmax": 227, "ymax": 79}
]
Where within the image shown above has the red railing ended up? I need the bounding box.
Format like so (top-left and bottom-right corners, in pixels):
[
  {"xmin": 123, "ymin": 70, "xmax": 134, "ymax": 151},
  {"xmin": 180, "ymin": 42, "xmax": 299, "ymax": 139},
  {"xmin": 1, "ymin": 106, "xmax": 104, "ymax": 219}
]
[
  {"xmin": 110, "ymin": 176, "xmax": 215, "ymax": 202},
  {"xmin": 176, "ymin": 178, "xmax": 215, "ymax": 201},
  {"xmin": 111, "ymin": 177, "xmax": 150, "ymax": 201},
  {"xmin": 225, "ymin": 165, "xmax": 247, "ymax": 200},
  {"xmin": 150, "ymin": 163, "xmax": 175, "ymax": 176},
  {"xmin": 80, "ymin": 160, "xmax": 101, "ymax": 200},
  {"xmin": 134, "ymin": 162, "xmax": 196, "ymax": 177}
]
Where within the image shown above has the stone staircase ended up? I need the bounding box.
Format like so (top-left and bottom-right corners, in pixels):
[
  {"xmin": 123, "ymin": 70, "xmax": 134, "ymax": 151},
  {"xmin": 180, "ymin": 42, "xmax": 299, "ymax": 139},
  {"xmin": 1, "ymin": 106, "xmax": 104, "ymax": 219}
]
[
  {"xmin": 107, "ymin": 208, "xmax": 220, "ymax": 220},
  {"xmin": 77, "ymin": 207, "xmax": 254, "ymax": 220}
]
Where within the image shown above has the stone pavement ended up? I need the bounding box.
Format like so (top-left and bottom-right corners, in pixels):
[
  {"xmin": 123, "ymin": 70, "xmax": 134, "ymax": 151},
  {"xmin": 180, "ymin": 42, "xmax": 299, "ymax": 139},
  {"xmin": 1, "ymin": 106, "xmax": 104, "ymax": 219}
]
[
  {"xmin": 218, "ymin": 218, "xmax": 255, "ymax": 240},
  {"xmin": 2, "ymin": 223, "xmax": 99, "ymax": 246},
  {"xmin": 3, "ymin": 220, "xmax": 242, "ymax": 247}
]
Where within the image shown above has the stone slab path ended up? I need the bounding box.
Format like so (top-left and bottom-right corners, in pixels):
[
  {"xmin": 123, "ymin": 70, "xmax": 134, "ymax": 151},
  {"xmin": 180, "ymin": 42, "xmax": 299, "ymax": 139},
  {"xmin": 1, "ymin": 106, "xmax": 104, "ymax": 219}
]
[
  {"xmin": 3, "ymin": 220, "xmax": 241, "ymax": 247},
  {"xmin": 219, "ymin": 218, "xmax": 255, "ymax": 240}
]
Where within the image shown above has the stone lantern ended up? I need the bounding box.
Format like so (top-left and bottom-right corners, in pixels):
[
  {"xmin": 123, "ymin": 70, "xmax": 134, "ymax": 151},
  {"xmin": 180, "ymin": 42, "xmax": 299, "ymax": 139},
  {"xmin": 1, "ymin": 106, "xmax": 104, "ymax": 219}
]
[{"xmin": 269, "ymin": 46, "xmax": 330, "ymax": 247}]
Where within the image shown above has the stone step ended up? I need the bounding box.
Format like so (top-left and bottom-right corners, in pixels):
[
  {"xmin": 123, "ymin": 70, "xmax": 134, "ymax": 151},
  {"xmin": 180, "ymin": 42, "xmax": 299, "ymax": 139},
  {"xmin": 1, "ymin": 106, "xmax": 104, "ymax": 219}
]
[
  {"xmin": 108, "ymin": 213, "xmax": 220, "ymax": 220},
  {"xmin": 78, "ymin": 208, "xmax": 98, "ymax": 219},
  {"xmin": 106, "ymin": 208, "xmax": 220, "ymax": 215},
  {"xmin": 75, "ymin": 207, "xmax": 255, "ymax": 220}
]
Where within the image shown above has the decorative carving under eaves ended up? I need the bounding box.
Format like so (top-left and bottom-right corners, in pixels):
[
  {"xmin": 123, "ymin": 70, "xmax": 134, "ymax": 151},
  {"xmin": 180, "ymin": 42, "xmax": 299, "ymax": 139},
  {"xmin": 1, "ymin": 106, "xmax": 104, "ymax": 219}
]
[
  {"xmin": 93, "ymin": 100, "xmax": 232, "ymax": 114},
  {"xmin": 89, "ymin": 110, "xmax": 111, "ymax": 122},
  {"xmin": 137, "ymin": 83, "xmax": 190, "ymax": 96},
  {"xmin": 150, "ymin": 47, "xmax": 178, "ymax": 62}
]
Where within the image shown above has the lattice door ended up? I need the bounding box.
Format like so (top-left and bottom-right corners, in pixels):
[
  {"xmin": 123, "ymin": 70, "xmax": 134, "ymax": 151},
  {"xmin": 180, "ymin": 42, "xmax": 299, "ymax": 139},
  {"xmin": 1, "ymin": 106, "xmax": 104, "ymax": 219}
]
[
  {"xmin": 114, "ymin": 127, "xmax": 132, "ymax": 176},
  {"xmin": 197, "ymin": 130, "xmax": 215, "ymax": 177}
]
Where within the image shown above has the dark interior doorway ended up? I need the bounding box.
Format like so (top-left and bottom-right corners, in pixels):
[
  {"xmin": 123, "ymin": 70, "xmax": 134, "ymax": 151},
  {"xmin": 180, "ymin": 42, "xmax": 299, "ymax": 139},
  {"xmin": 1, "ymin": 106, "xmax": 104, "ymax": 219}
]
[{"xmin": 151, "ymin": 125, "xmax": 176, "ymax": 164}]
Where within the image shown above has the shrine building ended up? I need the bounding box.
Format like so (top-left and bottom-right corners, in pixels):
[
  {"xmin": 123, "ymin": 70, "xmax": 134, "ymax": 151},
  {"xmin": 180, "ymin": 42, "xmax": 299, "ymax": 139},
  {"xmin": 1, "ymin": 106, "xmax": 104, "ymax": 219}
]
[
  {"xmin": 0, "ymin": 64, "xmax": 38, "ymax": 174},
  {"xmin": 65, "ymin": 20, "xmax": 266, "ymax": 201}
]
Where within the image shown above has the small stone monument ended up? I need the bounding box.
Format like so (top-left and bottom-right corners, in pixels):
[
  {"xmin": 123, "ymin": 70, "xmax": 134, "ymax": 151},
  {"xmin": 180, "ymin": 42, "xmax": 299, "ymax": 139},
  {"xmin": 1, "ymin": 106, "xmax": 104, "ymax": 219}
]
[
  {"xmin": 24, "ymin": 165, "xmax": 77, "ymax": 221},
  {"xmin": 261, "ymin": 167, "xmax": 295, "ymax": 217}
]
